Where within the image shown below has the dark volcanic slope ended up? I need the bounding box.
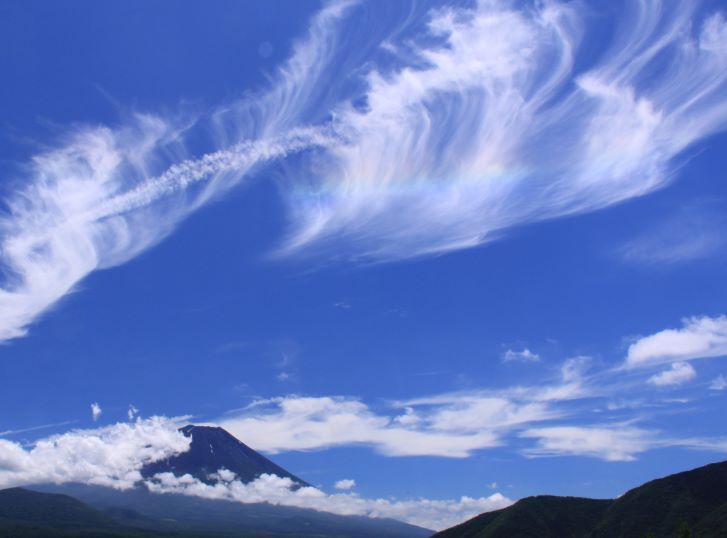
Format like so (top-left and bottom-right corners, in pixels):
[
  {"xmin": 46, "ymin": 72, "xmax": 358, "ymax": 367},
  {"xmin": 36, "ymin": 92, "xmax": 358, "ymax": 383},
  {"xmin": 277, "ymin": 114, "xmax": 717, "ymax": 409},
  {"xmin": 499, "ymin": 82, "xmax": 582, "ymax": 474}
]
[
  {"xmin": 142, "ymin": 424, "xmax": 309, "ymax": 485},
  {"xmin": 435, "ymin": 460, "xmax": 727, "ymax": 538}
]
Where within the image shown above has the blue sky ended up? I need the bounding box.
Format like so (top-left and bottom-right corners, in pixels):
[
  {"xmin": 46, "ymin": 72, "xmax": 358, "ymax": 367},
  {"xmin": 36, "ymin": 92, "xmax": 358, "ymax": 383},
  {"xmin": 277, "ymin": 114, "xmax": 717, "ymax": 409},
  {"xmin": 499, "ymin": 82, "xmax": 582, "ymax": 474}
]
[{"xmin": 1, "ymin": 0, "xmax": 727, "ymax": 530}]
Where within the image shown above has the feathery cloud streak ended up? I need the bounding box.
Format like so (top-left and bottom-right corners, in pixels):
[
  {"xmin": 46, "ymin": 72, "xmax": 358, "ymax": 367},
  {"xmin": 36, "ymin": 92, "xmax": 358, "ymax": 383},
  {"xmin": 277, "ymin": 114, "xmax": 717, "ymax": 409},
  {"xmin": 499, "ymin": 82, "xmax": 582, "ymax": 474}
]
[
  {"xmin": 0, "ymin": 0, "xmax": 349, "ymax": 343},
  {"xmin": 2, "ymin": 0, "xmax": 726, "ymax": 342},
  {"xmin": 280, "ymin": 1, "xmax": 727, "ymax": 260}
]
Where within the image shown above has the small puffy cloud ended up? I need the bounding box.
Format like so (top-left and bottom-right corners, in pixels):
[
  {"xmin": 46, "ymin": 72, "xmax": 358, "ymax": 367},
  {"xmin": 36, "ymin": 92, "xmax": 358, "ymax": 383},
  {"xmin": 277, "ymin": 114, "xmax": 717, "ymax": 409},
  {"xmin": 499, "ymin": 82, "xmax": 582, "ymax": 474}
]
[
  {"xmin": 503, "ymin": 348, "xmax": 540, "ymax": 362},
  {"xmin": 128, "ymin": 405, "xmax": 139, "ymax": 421},
  {"xmin": 334, "ymin": 478, "xmax": 356, "ymax": 490},
  {"xmin": 710, "ymin": 375, "xmax": 727, "ymax": 391},
  {"xmin": 91, "ymin": 403, "xmax": 103, "ymax": 422},
  {"xmin": 647, "ymin": 362, "xmax": 696, "ymax": 387},
  {"xmin": 210, "ymin": 468, "xmax": 237, "ymax": 483},
  {"xmin": 521, "ymin": 425, "xmax": 657, "ymax": 462},
  {"xmin": 626, "ymin": 315, "xmax": 727, "ymax": 368}
]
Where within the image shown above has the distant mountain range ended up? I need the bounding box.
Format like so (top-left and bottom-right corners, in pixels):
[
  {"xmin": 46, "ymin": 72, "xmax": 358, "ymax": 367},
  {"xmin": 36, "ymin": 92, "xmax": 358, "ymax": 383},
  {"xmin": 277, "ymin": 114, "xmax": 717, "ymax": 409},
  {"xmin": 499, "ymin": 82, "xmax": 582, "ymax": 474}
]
[
  {"xmin": 4, "ymin": 424, "xmax": 431, "ymax": 538},
  {"xmin": 435, "ymin": 459, "xmax": 727, "ymax": 538}
]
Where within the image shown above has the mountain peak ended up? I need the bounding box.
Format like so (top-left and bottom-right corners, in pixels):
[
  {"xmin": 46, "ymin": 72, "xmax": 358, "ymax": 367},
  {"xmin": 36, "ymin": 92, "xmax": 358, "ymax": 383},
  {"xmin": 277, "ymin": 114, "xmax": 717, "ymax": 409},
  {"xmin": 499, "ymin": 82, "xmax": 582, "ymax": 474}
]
[{"xmin": 141, "ymin": 424, "xmax": 309, "ymax": 486}]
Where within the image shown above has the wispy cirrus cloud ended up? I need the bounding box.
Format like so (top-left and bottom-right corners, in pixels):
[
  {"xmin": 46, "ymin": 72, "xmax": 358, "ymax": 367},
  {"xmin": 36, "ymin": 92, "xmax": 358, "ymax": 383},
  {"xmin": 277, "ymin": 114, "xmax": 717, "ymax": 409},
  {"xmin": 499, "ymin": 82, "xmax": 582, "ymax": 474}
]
[
  {"xmin": 0, "ymin": 1, "xmax": 351, "ymax": 344},
  {"xmin": 521, "ymin": 425, "xmax": 727, "ymax": 462},
  {"xmin": 617, "ymin": 202, "xmax": 727, "ymax": 266},
  {"xmin": 279, "ymin": 1, "xmax": 727, "ymax": 261},
  {"xmin": 521, "ymin": 425, "xmax": 659, "ymax": 462},
  {"xmin": 1, "ymin": 0, "xmax": 726, "ymax": 343},
  {"xmin": 710, "ymin": 374, "xmax": 727, "ymax": 390}
]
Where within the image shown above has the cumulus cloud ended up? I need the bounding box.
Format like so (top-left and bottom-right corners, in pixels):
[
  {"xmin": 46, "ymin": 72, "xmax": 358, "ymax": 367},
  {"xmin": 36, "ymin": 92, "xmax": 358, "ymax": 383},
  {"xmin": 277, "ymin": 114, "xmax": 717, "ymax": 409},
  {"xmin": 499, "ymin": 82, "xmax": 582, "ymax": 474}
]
[
  {"xmin": 334, "ymin": 478, "xmax": 356, "ymax": 490},
  {"xmin": 0, "ymin": 417, "xmax": 190, "ymax": 489},
  {"xmin": 503, "ymin": 348, "xmax": 540, "ymax": 362},
  {"xmin": 2, "ymin": 0, "xmax": 726, "ymax": 343},
  {"xmin": 91, "ymin": 403, "xmax": 103, "ymax": 422},
  {"xmin": 626, "ymin": 315, "xmax": 727, "ymax": 367},
  {"xmin": 647, "ymin": 362, "xmax": 697, "ymax": 386}
]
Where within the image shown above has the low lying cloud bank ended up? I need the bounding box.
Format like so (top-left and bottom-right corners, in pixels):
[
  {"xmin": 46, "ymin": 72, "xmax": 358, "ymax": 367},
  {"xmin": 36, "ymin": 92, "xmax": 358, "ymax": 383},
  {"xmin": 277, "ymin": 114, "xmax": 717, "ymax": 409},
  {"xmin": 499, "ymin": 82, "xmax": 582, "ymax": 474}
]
[
  {"xmin": 0, "ymin": 417, "xmax": 510, "ymax": 530},
  {"xmin": 146, "ymin": 470, "xmax": 511, "ymax": 530}
]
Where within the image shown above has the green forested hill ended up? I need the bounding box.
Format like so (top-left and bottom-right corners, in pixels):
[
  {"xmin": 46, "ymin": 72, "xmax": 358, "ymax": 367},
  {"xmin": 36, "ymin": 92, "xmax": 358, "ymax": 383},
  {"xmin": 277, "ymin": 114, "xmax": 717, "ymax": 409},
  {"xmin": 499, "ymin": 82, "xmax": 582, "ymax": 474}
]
[{"xmin": 436, "ymin": 460, "xmax": 727, "ymax": 538}]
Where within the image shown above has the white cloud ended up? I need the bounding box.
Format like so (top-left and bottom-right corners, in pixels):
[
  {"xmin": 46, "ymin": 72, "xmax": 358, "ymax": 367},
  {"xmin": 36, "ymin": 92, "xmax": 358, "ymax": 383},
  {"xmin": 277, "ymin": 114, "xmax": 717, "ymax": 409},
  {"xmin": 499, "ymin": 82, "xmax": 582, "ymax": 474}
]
[
  {"xmin": 0, "ymin": 417, "xmax": 190, "ymax": 489},
  {"xmin": 503, "ymin": 348, "xmax": 540, "ymax": 362},
  {"xmin": 279, "ymin": 2, "xmax": 727, "ymax": 262},
  {"xmin": 0, "ymin": 123, "xmax": 330, "ymax": 343},
  {"xmin": 214, "ymin": 378, "xmax": 584, "ymax": 458},
  {"xmin": 521, "ymin": 425, "xmax": 658, "ymax": 462},
  {"xmin": 128, "ymin": 405, "xmax": 139, "ymax": 421},
  {"xmin": 217, "ymin": 396, "xmax": 501, "ymax": 458},
  {"xmin": 618, "ymin": 203, "xmax": 727, "ymax": 265},
  {"xmin": 626, "ymin": 315, "xmax": 727, "ymax": 367},
  {"xmin": 145, "ymin": 471, "xmax": 511, "ymax": 531},
  {"xmin": 2, "ymin": 1, "xmax": 726, "ymax": 343},
  {"xmin": 710, "ymin": 375, "xmax": 727, "ymax": 391},
  {"xmin": 0, "ymin": 0, "xmax": 349, "ymax": 344},
  {"xmin": 91, "ymin": 403, "xmax": 103, "ymax": 422},
  {"xmin": 0, "ymin": 416, "xmax": 510, "ymax": 530},
  {"xmin": 0, "ymin": 420, "xmax": 78, "ymax": 438},
  {"xmin": 334, "ymin": 478, "xmax": 356, "ymax": 490},
  {"xmin": 647, "ymin": 362, "xmax": 696, "ymax": 387}
]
